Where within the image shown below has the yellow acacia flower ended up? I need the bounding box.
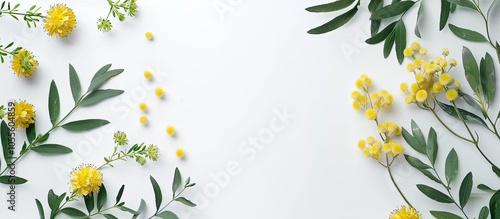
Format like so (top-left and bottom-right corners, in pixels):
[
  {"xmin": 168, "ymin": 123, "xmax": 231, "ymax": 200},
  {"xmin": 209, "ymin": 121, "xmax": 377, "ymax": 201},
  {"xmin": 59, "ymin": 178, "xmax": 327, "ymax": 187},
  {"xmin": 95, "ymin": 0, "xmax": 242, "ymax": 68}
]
[
  {"xmin": 155, "ymin": 87, "xmax": 164, "ymax": 97},
  {"xmin": 175, "ymin": 148, "xmax": 185, "ymax": 158},
  {"xmin": 439, "ymin": 73, "xmax": 454, "ymax": 86},
  {"xmin": 357, "ymin": 140, "xmax": 366, "ymax": 150},
  {"xmin": 355, "ymin": 74, "xmax": 372, "ymax": 90},
  {"xmin": 406, "ymin": 63, "xmax": 416, "ymax": 72},
  {"xmin": 389, "ymin": 206, "xmax": 421, "ymax": 219},
  {"xmin": 419, "ymin": 48, "xmax": 427, "ymax": 55},
  {"xmin": 139, "ymin": 102, "xmax": 147, "ymax": 111},
  {"xmin": 365, "ymin": 108, "xmax": 377, "ymax": 120},
  {"xmin": 139, "ymin": 115, "xmax": 148, "ymax": 124},
  {"xmin": 400, "ymin": 82, "xmax": 408, "ymax": 92},
  {"xmin": 415, "ymin": 90, "xmax": 428, "ymax": 102},
  {"xmin": 446, "ymin": 89, "xmax": 458, "ymax": 101},
  {"xmin": 144, "ymin": 70, "xmax": 152, "ymax": 79},
  {"xmin": 403, "ymin": 48, "xmax": 414, "ymax": 57},
  {"xmin": 391, "ymin": 142, "xmax": 405, "ymax": 155},
  {"xmin": 432, "ymin": 82, "xmax": 444, "ymax": 93},
  {"xmin": 11, "ymin": 49, "xmax": 38, "ymax": 77},
  {"xmin": 410, "ymin": 42, "xmax": 421, "ymax": 51},
  {"xmin": 145, "ymin": 31, "xmax": 154, "ymax": 40},
  {"xmin": 454, "ymin": 81, "xmax": 461, "ymax": 89},
  {"xmin": 382, "ymin": 143, "xmax": 392, "ymax": 153},
  {"xmin": 44, "ymin": 4, "xmax": 77, "ymax": 38},
  {"xmin": 166, "ymin": 125, "xmax": 176, "ymax": 136},
  {"xmin": 13, "ymin": 100, "xmax": 35, "ymax": 129},
  {"xmin": 449, "ymin": 58, "xmax": 457, "ymax": 67},
  {"xmin": 442, "ymin": 48, "xmax": 450, "ymax": 56},
  {"xmin": 70, "ymin": 164, "xmax": 103, "ymax": 196}
]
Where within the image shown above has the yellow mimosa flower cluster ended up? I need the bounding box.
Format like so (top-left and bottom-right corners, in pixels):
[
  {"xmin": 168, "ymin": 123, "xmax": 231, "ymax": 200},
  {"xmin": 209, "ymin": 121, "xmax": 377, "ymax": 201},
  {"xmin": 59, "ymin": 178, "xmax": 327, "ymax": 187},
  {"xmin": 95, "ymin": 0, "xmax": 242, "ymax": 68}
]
[
  {"xmin": 401, "ymin": 42, "xmax": 460, "ymax": 104},
  {"xmin": 352, "ymin": 75, "xmax": 393, "ymax": 121},
  {"xmin": 389, "ymin": 206, "xmax": 421, "ymax": 219}
]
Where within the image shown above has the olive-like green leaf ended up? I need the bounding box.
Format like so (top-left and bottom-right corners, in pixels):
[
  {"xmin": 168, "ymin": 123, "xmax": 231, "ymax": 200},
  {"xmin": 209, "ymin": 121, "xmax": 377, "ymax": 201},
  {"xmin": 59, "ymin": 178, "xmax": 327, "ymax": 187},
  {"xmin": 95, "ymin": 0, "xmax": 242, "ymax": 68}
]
[
  {"xmin": 446, "ymin": 0, "xmax": 477, "ymax": 11},
  {"xmin": 1, "ymin": 120, "xmax": 11, "ymax": 164},
  {"xmin": 459, "ymin": 172, "xmax": 473, "ymax": 207},
  {"xmin": 371, "ymin": 20, "xmax": 381, "ymax": 37},
  {"xmin": 97, "ymin": 184, "xmax": 107, "ymax": 211},
  {"xmin": 89, "ymin": 64, "xmax": 112, "ymax": 86},
  {"xmin": 47, "ymin": 189, "xmax": 58, "ymax": 210},
  {"xmin": 103, "ymin": 214, "xmax": 118, "ymax": 219},
  {"xmin": 35, "ymin": 199, "xmax": 45, "ymax": 219},
  {"xmin": 415, "ymin": 2, "xmax": 424, "ymax": 38},
  {"xmin": 119, "ymin": 206, "xmax": 137, "ymax": 214},
  {"xmin": 307, "ymin": 4, "xmax": 359, "ymax": 34},
  {"xmin": 32, "ymin": 144, "xmax": 72, "ymax": 154},
  {"xmin": 459, "ymin": 90, "xmax": 482, "ymax": 111},
  {"xmin": 394, "ymin": 20, "xmax": 406, "ymax": 64},
  {"xmin": 150, "ymin": 176, "xmax": 162, "ymax": 211},
  {"xmin": 478, "ymin": 184, "xmax": 497, "ymax": 193},
  {"xmin": 26, "ymin": 123, "xmax": 36, "ymax": 144},
  {"xmin": 305, "ymin": 0, "xmax": 356, "ymax": 12},
  {"xmin": 132, "ymin": 199, "xmax": 146, "ymax": 219},
  {"xmin": 462, "ymin": 47, "xmax": 480, "ymax": 94},
  {"xmin": 84, "ymin": 194, "xmax": 94, "ymax": 213},
  {"xmin": 0, "ymin": 176, "xmax": 27, "ymax": 185},
  {"xmin": 430, "ymin": 211, "xmax": 464, "ymax": 219},
  {"xmin": 417, "ymin": 184, "xmax": 454, "ymax": 203},
  {"xmin": 480, "ymin": 53, "xmax": 496, "ymax": 104},
  {"xmin": 48, "ymin": 80, "xmax": 60, "ymax": 126},
  {"xmin": 426, "ymin": 128, "xmax": 438, "ymax": 166},
  {"xmin": 156, "ymin": 211, "xmax": 179, "ymax": 219},
  {"xmin": 450, "ymin": 2, "xmax": 457, "ymax": 12},
  {"xmin": 479, "ymin": 206, "xmax": 489, "ymax": 219},
  {"xmin": 370, "ymin": 1, "xmax": 415, "ymax": 20},
  {"xmin": 496, "ymin": 42, "xmax": 500, "ymax": 64},
  {"xmin": 402, "ymin": 128, "xmax": 426, "ymax": 154},
  {"xmin": 440, "ymin": 0, "xmax": 451, "ymax": 30},
  {"xmin": 383, "ymin": 31, "xmax": 395, "ymax": 58},
  {"xmin": 61, "ymin": 119, "xmax": 110, "ymax": 131},
  {"xmin": 404, "ymin": 154, "xmax": 432, "ymax": 169},
  {"xmin": 493, "ymin": 166, "xmax": 500, "ymax": 178},
  {"xmin": 80, "ymin": 89, "xmax": 124, "ymax": 107},
  {"xmin": 449, "ymin": 24, "xmax": 488, "ymax": 42},
  {"xmin": 116, "ymin": 185, "xmax": 125, "ymax": 204},
  {"xmin": 38, "ymin": 133, "xmax": 50, "ymax": 143},
  {"xmin": 368, "ymin": 0, "xmax": 383, "ymax": 12},
  {"xmin": 411, "ymin": 120, "xmax": 427, "ymax": 152},
  {"xmin": 61, "ymin": 207, "xmax": 87, "ymax": 217},
  {"xmin": 172, "ymin": 167, "xmax": 182, "ymax": 195},
  {"xmin": 489, "ymin": 189, "xmax": 500, "ymax": 218},
  {"xmin": 369, "ymin": 0, "xmax": 383, "ymax": 36},
  {"xmin": 88, "ymin": 68, "xmax": 124, "ymax": 92},
  {"xmin": 418, "ymin": 168, "xmax": 442, "ymax": 184},
  {"xmin": 436, "ymin": 101, "xmax": 487, "ymax": 127},
  {"xmin": 366, "ymin": 21, "xmax": 397, "ymax": 44},
  {"xmin": 69, "ymin": 64, "xmax": 81, "ymax": 103},
  {"xmin": 175, "ymin": 197, "xmax": 197, "ymax": 207},
  {"xmin": 445, "ymin": 148, "xmax": 459, "ymax": 185}
]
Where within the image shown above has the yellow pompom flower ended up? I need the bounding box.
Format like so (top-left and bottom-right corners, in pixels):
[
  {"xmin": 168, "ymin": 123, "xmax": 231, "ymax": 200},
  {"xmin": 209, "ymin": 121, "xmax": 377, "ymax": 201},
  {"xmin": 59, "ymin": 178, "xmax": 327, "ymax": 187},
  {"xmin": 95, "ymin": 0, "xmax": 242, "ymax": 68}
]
[
  {"xmin": 378, "ymin": 123, "xmax": 388, "ymax": 134},
  {"xmin": 70, "ymin": 165, "xmax": 103, "ymax": 197},
  {"xmin": 410, "ymin": 83, "xmax": 419, "ymax": 94},
  {"xmin": 43, "ymin": 4, "xmax": 77, "ymax": 38},
  {"xmin": 166, "ymin": 125, "xmax": 176, "ymax": 136},
  {"xmin": 449, "ymin": 59, "xmax": 457, "ymax": 67},
  {"xmin": 413, "ymin": 58, "xmax": 422, "ymax": 67},
  {"xmin": 155, "ymin": 87, "xmax": 164, "ymax": 97},
  {"xmin": 357, "ymin": 140, "xmax": 366, "ymax": 149},
  {"xmin": 145, "ymin": 31, "xmax": 154, "ymax": 40},
  {"xmin": 175, "ymin": 148, "xmax": 185, "ymax": 158},
  {"xmin": 441, "ymin": 48, "xmax": 450, "ymax": 56},
  {"xmin": 365, "ymin": 108, "xmax": 377, "ymax": 120},
  {"xmin": 454, "ymin": 81, "xmax": 461, "ymax": 89},
  {"xmin": 439, "ymin": 59, "xmax": 448, "ymax": 68},
  {"xmin": 139, "ymin": 102, "xmax": 147, "ymax": 111},
  {"xmin": 144, "ymin": 70, "xmax": 152, "ymax": 79},
  {"xmin": 406, "ymin": 63, "xmax": 416, "ymax": 72},
  {"xmin": 400, "ymin": 82, "xmax": 408, "ymax": 92},
  {"xmin": 389, "ymin": 206, "xmax": 421, "ymax": 219},
  {"xmin": 13, "ymin": 100, "xmax": 35, "ymax": 129},
  {"xmin": 410, "ymin": 42, "xmax": 421, "ymax": 51},
  {"xmin": 366, "ymin": 136, "xmax": 376, "ymax": 144},
  {"xmin": 403, "ymin": 48, "xmax": 414, "ymax": 57},
  {"xmin": 439, "ymin": 73, "xmax": 454, "ymax": 86},
  {"xmin": 415, "ymin": 90, "xmax": 428, "ymax": 102},
  {"xmin": 139, "ymin": 115, "xmax": 148, "ymax": 124},
  {"xmin": 419, "ymin": 47, "xmax": 427, "ymax": 55},
  {"xmin": 355, "ymin": 74, "xmax": 372, "ymax": 90},
  {"xmin": 404, "ymin": 95, "xmax": 416, "ymax": 104},
  {"xmin": 382, "ymin": 143, "xmax": 392, "ymax": 153},
  {"xmin": 446, "ymin": 89, "xmax": 458, "ymax": 101},
  {"xmin": 352, "ymin": 101, "xmax": 361, "ymax": 110},
  {"xmin": 432, "ymin": 82, "xmax": 444, "ymax": 93},
  {"xmin": 11, "ymin": 49, "xmax": 38, "ymax": 77},
  {"xmin": 391, "ymin": 142, "xmax": 405, "ymax": 155}
]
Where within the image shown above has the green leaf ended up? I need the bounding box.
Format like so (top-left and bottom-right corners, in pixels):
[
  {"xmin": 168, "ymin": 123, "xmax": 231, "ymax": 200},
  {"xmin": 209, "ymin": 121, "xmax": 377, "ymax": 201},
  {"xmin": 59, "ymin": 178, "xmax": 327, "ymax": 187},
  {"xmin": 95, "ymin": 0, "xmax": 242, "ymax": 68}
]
[
  {"xmin": 493, "ymin": 166, "xmax": 500, "ymax": 178},
  {"xmin": 459, "ymin": 172, "xmax": 473, "ymax": 207},
  {"xmin": 118, "ymin": 206, "xmax": 137, "ymax": 214},
  {"xmin": 402, "ymin": 128, "xmax": 425, "ymax": 154},
  {"xmin": 450, "ymin": 2, "xmax": 457, "ymax": 12},
  {"xmin": 172, "ymin": 167, "xmax": 182, "ymax": 195},
  {"xmin": 116, "ymin": 185, "xmax": 125, "ymax": 204},
  {"xmin": 479, "ymin": 206, "xmax": 489, "ymax": 219},
  {"xmin": 1, "ymin": 120, "xmax": 11, "ymax": 164},
  {"xmin": 87, "ymin": 69, "xmax": 124, "ymax": 92},
  {"xmin": 90, "ymin": 64, "xmax": 112, "ymax": 86},
  {"xmin": 38, "ymin": 133, "xmax": 49, "ymax": 143},
  {"xmin": 440, "ymin": 0, "xmax": 451, "ymax": 30},
  {"xmin": 307, "ymin": 4, "xmax": 359, "ymax": 34},
  {"xmin": 463, "ymin": 46, "xmax": 481, "ymax": 95},
  {"xmin": 426, "ymin": 128, "xmax": 438, "ymax": 166},
  {"xmin": 61, "ymin": 119, "xmax": 110, "ymax": 131},
  {"xmin": 415, "ymin": 2, "xmax": 424, "ymax": 38},
  {"xmin": 61, "ymin": 207, "xmax": 87, "ymax": 217},
  {"xmin": 417, "ymin": 184, "xmax": 454, "ymax": 203},
  {"xmin": 404, "ymin": 154, "xmax": 432, "ymax": 169},
  {"xmin": 103, "ymin": 214, "xmax": 118, "ymax": 219},
  {"xmin": 496, "ymin": 42, "xmax": 500, "ymax": 64},
  {"xmin": 430, "ymin": 211, "xmax": 464, "ymax": 219},
  {"xmin": 478, "ymin": 184, "xmax": 497, "ymax": 193},
  {"xmin": 418, "ymin": 169, "xmax": 442, "ymax": 184},
  {"xmin": 305, "ymin": 0, "xmax": 356, "ymax": 12},
  {"xmin": 48, "ymin": 80, "xmax": 60, "ymax": 126},
  {"xmin": 0, "ymin": 176, "xmax": 27, "ymax": 185},
  {"xmin": 446, "ymin": 0, "xmax": 477, "ymax": 11},
  {"xmin": 394, "ymin": 20, "xmax": 406, "ymax": 64},
  {"xmin": 26, "ymin": 123, "xmax": 36, "ymax": 144},
  {"xmin": 411, "ymin": 120, "xmax": 427, "ymax": 153},
  {"xmin": 132, "ymin": 199, "xmax": 146, "ymax": 219},
  {"xmin": 365, "ymin": 21, "xmax": 397, "ymax": 44},
  {"xmin": 383, "ymin": 31, "xmax": 395, "ymax": 58},
  {"xmin": 69, "ymin": 64, "xmax": 81, "ymax": 103},
  {"xmin": 175, "ymin": 197, "xmax": 197, "ymax": 207},
  {"xmin": 156, "ymin": 211, "xmax": 179, "ymax": 219},
  {"xmin": 449, "ymin": 24, "xmax": 488, "ymax": 42},
  {"xmin": 436, "ymin": 101, "xmax": 488, "ymax": 127},
  {"xmin": 150, "ymin": 176, "xmax": 162, "ymax": 211},
  {"xmin": 445, "ymin": 148, "xmax": 459, "ymax": 185},
  {"xmin": 35, "ymin": 199, "xmax": 45, "ymax": 219},
  {"xmin": 79, "ymin": 89, "xmax": 124, "ymax": 107},
  {"xmin": 84, "ymin": 194, "xmax": 94, "ymax": 213},
  {"xmin": 489, "ymin": 189, "xmax": 500, "ymax": 219},
  {"xmin": 47, "ymin": 189, "xmax": 57, "ymax": 210},
  {"xmin": 480, "ymin": 53, "xmax": 496, "ymax": 104},
  {"xmin": 97, "ymin": 184, "xmax": 107, "ymax": 211},
  {"xmin": 32, "ymin": 144, "xmax": 72, "ymax": 154},
  {"xmin": 370, "ymin": 1, "xmax": 416, "ymax": 20},
  {"xmin": 368, "ymin": 0, "xmax": 383, "ymax": 12}
]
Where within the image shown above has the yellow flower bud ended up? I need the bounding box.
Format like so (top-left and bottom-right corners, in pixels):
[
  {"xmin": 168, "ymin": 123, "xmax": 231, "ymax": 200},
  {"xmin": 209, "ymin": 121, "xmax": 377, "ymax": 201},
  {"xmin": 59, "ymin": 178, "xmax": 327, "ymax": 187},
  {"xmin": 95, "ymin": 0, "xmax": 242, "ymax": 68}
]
[
  {"xmin": 446, "ymin": 89, "xmax": 458, "ymax": 101},
  {"xmin": 365, "ymin": 108, "xmax": 377, "ymax": 120},
  {"xmin": 145, "ymin": 31, "xmax": 154, "ymax": 40},
  {"xmin": 419, "ymin": 48, "xmax": 427, "ymax": 55},
  {"xmin": 441, "ymin": 48, "xmax": 450, "ymax": 56},
  {"xmin": 410, "ymin": 42, "xmax": 421, "ymax": 51},
  {"xmin": 432, "ymin": 82, "xmax": 444, "ymax": 93},
  {"xmin": 404, "ymin": 48, "xmax": 414, "ymax": 57},
  {"xmin": 400, "ymin": 82, "xmax": 408, "ymax": 92},
  {"xmin": 439, "ymin": 73, "xmax": 454, "ymax": 86},
  {"xmin": 415, "ymin": 90, "xmax": 428, "ymax": 102},
  {"xmin": 449, "ymin": 59, "xmax": 457, "ymax": 67}
]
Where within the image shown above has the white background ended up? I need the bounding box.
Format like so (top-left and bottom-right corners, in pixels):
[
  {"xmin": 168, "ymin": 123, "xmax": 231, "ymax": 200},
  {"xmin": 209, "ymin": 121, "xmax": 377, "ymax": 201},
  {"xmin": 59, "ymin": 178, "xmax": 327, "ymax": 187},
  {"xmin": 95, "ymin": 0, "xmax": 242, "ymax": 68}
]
[{"xmin": 1, "ymin": 0, "xmax": 500, "ymax": 218}]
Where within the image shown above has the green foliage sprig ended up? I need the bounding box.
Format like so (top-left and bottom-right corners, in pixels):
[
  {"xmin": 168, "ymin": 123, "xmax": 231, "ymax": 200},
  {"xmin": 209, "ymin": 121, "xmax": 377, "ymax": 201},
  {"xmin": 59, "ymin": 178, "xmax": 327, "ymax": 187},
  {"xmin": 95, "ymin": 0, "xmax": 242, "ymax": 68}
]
[
  {"xmin": 97, "ymin": 0, "xmax": 138, "ymax": 32},
  {"xmin": 0, "ymin": 41, "xmax": 21, "ymax": 63},
  {"xmin": 0, "ymin": 1, "xmax": 43, "ymax": 28}
]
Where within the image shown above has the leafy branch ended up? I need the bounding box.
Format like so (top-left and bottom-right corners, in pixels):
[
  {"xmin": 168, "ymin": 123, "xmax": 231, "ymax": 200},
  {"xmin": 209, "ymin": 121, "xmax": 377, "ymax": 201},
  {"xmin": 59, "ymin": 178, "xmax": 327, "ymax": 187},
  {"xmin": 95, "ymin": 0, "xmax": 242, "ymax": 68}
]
[
  {"xmin": 97, "ymin": 0, "xmax": 138, "ymax": 32},
  {"xmin": 0, "ymin": 1, "xmax": 43, "ymax": 28},
  {"xmin": 0, "ymin": 41, "xmax": 21, "ymax": 63}
]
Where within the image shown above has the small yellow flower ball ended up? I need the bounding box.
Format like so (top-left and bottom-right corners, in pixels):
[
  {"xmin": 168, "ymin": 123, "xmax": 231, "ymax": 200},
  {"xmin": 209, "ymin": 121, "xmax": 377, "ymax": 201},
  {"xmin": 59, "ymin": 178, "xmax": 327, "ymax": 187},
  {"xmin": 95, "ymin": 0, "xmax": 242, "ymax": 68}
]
[
  {"xmin": 449, "ymin": 59, "xmax": 457, "ymax": 67},
  {"xmin": 404, "ymin": 95, "xmax": 415, "ymax": 104},
  {"xmin": 366, "ymin": 136, "xmax": 376, "ymax": 144},
  {"xmin": 351, "ymin": 91, "xmax": 361, "ymax": 100},
  {"xmin": 166, "ymin": 125, "xmax": 176, "ymax": 136},
  {"xmin": 415, "ymin": 73, "xmax": 424, "ymax": 83},
  {"xmin": 432, "ymin": 82, "xmax": 444, "ymax": 93},
  {"xmin": 439, "ymin": 59, "xmax": 448, "ymax": 68},
  {"xmin": 441, "ymin": 48, "xmax": 450, "ymax": 56},
  {"xmin": 410, "ymin": 42, "xmax": 421, "ymax": 51},
  {"xmin": 406, "ymin": 63, "xmax": 416, "ymax": 72},
  {"xmin": 419, "ymin": 48, "xmax": 427, "ymax": 55},
  {"xmin": 403, "ymin": 48, "xmax": 414, "ymax": 57},
  {"xmin": 400, "ymin": 82, "xmax": 408, "ymax": 92},
  {"xmin": 145, "ymin": 31, "xmax": 153, "ymax": 40},
  {"xmin": 175, "ymin": 148, "xmax": 185, "ymax": 158},
  {"xmin": 378, "ymin": 123, "xmax": 388, "ymax": 133},
  {"xmin": 439, "ymin": 73, "xmax": 454, "ymax": 86},
  {"xmin": 357, "ymin": 140, "xmax": 366, "ymax": 149},
  {"xmin": 446, "ymin": 89, "xmax": 458, "ymax": 101},
  {"xmin": 425, "ymin": 64, "xmax": 437, "ymax": 74},
  {"xmin": 139, "ymin": 116, "xmax": 148, "ymax": 125},
  {"xmin": 454, "ymin": 81, "xmax": 461, "ymax": 89},
  {"xmin": 139, "ymin": 102, "xmax": 147, "ymax": 111},
  {"xmin": 382, "ymin": 143, "xmax": 392, "ymax": 153},
  {"xmin": 365, "ymin": 108, "xmax": 377, "ymax": 120},
  {"xmin": 155, "ymin": 87, "xmax": 164, "ymax": 97},
  {"xmin": 144, "ymin": 70, "xmax": 152, "ymax": 79},
  {"xmin": 410, "ymin": 83, "xmax": 419, "ymax": 94},
  {"xmin": 413, "ymin": 58, "xmax": 422, "ymax": 67},
  {"xmin": 415, "ymin": 90, "xmax": 428, "ymax": 102},
  {"xmin": 352, "ymin": 101, "xmax": 361, "ymax": 110},
  {"xmin": 391, "ymin": 142, "xmax": 405, "ymax": 155}
]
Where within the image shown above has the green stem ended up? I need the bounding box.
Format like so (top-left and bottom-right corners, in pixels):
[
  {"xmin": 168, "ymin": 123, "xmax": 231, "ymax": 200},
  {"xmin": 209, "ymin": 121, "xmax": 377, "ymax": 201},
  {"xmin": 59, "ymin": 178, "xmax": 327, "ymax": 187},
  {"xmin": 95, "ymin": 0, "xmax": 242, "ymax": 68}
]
[
  {"xmin": 428, "ymin": 107, "xmax": 474, "ymax": 143},
  {"xmin": 149, "ymin": 187, "xmax": 187, "ymax": 219},
  {"xmin": 80, "ymin": 205, "xmax": 119, "ymax": 218},
  {"xmin": 430, "ymin": 167, "xmax": 470, "ymax": 219},
  {"xmin": 386, "ymin": 155, "xmax": 413, "ymax": 208}
]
